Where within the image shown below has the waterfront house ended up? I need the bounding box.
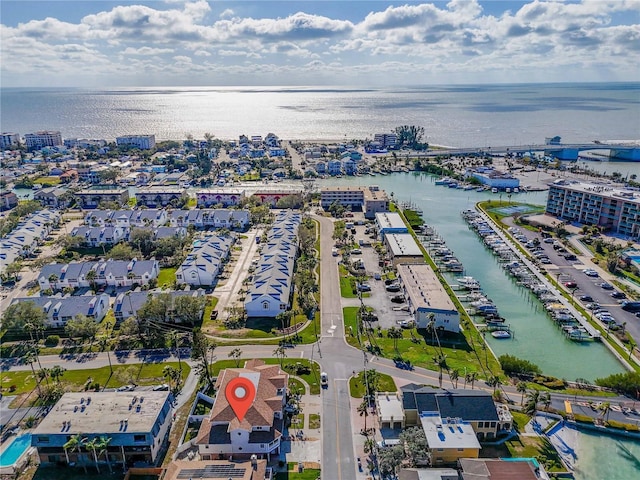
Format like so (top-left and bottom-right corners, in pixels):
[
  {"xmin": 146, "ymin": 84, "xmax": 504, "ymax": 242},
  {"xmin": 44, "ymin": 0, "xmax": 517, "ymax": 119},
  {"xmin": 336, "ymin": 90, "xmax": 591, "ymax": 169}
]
[
  {"xmin": 401, "ymin": 385, "xmax": 513, "ymax": 442},
  {"xmin": 9, "ymin": 294, "xmax": 110, "ymax": 327},
  {"xmin": 0, "ymin": 190, "xmax": 18, "ymax": 211},
  {"xmin": 32, "ymin": 391, "xmax": 172, "ymax": 467},
  {"xmin": 34, "ymin": 187, "xmax": 73, "ymax": 209},
  {"xmin": 328, "ymin": 159, "xmax": 343, "ymax": 176},
  {"xmin": 176, "ymin": 235, "xmax": 234, "ymax": 286},
  {"xmin": 195, "ymin": 360, "xmax": 287, "ymax": 460}
]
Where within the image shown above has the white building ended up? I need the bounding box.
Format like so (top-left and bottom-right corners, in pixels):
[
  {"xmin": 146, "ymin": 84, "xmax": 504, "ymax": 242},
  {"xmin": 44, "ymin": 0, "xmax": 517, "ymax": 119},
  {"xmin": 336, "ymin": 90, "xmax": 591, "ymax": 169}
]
[
  {"xmin": 0, "ymin": 133, "xmax": 20, "ymax": 149},
  {"xmin": 244, "ymin": 210, "xmax": 300, "ymax": 318},
  {"xmin": 9, "ymin": 294, "xmax": 110, "ymax": 327},
  {"xmin": 24, "ymin": 131, "xmax": 63, "ymax": 150},
  {"xmin": 176, "ymin": 235, "xmax": 234, "ymax": 286},
  {"xmin": 32, "ymin": 391, "xmax": 173, "ymax": 467},
  {"xmin": 116, "ymin": 134, "xmax": 156, "ymax": 150},
  {"xmin": 397, "ymin": 263, "xmax": 460, "ymax": 333}
]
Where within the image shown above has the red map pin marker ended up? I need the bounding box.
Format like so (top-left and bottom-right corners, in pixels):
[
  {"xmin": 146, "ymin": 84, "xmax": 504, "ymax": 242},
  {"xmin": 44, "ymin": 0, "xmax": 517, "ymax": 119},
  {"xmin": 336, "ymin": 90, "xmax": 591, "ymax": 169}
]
[{"xmin": 225, "ymin": 377, "xmax": 256, "ymax": 421}]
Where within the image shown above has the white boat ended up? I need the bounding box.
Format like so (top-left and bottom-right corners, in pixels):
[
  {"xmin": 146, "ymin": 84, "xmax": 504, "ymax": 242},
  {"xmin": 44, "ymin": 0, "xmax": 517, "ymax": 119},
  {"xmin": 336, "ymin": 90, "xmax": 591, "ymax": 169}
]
[
  {"xmin": 458, "ymin": 276, "xmax": 481, "ymax": 290},
  {"xmin": 434, "ymin": 177, "xmax": 451, "ymax": 185},
  {"xmin": 491, "ymin": 187, "xmax": 499, "ymax": 193},
  {"xmin": 492, "ymin": 330, "xmax": 511, "ymax": 339}
]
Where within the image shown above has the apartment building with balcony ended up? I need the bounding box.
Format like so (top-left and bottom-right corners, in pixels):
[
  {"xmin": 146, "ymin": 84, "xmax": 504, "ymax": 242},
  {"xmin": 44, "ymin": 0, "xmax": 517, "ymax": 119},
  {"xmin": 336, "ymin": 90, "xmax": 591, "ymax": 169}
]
[{"xmin": 546, "ymin": 181, "xmax": 640, "ymax": 240}]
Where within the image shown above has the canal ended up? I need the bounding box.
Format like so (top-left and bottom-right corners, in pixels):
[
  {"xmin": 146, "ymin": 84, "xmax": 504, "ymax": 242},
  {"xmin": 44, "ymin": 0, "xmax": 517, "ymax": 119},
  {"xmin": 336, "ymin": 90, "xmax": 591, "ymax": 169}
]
[{"xmin": 321, "ymin": 172, "xmax": 626, "ymax": 382}]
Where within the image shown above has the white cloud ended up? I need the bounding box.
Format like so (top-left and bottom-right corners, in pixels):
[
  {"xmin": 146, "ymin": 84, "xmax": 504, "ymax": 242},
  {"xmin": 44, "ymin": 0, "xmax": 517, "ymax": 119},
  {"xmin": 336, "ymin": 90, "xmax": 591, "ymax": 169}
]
[
  {"xmin": 122, "ymin": 46, "xmax": 174, "ymax": 55},
  {"xmin": 1, "ymin": 1, "xmax": 638, "ymax": 86}
]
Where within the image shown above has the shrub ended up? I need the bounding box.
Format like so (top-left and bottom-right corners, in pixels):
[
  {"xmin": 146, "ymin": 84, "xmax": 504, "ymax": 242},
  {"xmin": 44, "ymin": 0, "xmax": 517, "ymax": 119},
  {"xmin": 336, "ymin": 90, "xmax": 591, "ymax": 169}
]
[
  {"xmin": 45, "ymin": 335, "xmax": 60, "ymax": 347},
  {"xmin": 499, "ymin": 354, "xmax": 541, "ymax": 376}
]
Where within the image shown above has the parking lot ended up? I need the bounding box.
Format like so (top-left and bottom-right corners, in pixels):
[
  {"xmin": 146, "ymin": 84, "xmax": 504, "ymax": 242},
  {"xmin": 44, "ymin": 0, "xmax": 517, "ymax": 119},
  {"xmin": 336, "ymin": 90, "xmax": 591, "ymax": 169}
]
[
  {"xmin": 340, "ymin": 215, "xmax": 413, "ymax": 330},
  {"xmin": 504, "ymin": 218, "xmax": 640, "ymax": 341}
]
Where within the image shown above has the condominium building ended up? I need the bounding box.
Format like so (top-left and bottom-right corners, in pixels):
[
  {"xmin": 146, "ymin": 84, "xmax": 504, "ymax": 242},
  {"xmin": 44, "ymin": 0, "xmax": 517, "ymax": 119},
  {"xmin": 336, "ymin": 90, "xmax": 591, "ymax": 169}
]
[
  {"xmin": 0, "ymin": 132, "xmax": 20, "ymax": 149},
  {"xmin": 24, "ymin": 131, "xmax": 63, "ymax": 150},
  {"xmin": 320, "ymin": 185, "xmax": 390, "ymax": 219},
  {"xmin": 373, "ymin": 132, "xmax": 398, "ymax": 148},
  {"xmin": 116, "ymin": 134, "xmax": 156, "ymax": 150},
  {"xmin": 546, "ymin": 181, "xmax": 640, "ymax": 240},
  {"xmin": 32, "ymin": 391, "xmax": 173, "ymax": 467},
  {"xmin": 397, "ymin": 263, "xmax": 459, "ymax": 332}
]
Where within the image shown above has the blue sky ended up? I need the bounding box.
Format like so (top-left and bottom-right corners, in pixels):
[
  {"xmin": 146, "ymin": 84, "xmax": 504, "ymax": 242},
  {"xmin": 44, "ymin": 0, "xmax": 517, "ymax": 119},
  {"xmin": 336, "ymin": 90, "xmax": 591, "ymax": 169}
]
[{"xmin": 1, "ymin": 1, "xmax": 638, "ymax": 87}]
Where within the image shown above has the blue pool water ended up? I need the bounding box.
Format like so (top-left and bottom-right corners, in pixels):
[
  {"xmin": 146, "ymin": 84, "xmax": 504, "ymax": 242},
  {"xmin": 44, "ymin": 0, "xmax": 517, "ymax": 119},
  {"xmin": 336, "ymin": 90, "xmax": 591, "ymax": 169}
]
[
  {"xmin": 501, "ymin": 457, "xmax": 540, "ymax": 468},
  {"xmin": 0, "ymin": 434, "xmax": 32, "ymax": 467}
]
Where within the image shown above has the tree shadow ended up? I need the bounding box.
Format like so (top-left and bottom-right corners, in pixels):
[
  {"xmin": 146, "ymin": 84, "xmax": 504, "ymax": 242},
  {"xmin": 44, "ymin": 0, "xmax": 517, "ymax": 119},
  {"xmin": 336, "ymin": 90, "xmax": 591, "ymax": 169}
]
[{"xmin": 415, "ymin": 328, "xmax": 473, "ymax": 352}]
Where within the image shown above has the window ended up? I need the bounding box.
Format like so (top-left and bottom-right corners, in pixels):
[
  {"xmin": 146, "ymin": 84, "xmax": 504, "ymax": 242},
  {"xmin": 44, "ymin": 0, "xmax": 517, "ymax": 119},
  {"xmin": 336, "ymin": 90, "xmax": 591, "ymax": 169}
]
[
  {"xmin": 262, "ymin": 301, "xmax": 270, "ymax": 310},
  {"xmin": 490, "ymin": 422, "xmax": 496, "ymax": 428},
  {"xmin": 134, "ymin": 435, "xmax": 146, "ymax": 443}
]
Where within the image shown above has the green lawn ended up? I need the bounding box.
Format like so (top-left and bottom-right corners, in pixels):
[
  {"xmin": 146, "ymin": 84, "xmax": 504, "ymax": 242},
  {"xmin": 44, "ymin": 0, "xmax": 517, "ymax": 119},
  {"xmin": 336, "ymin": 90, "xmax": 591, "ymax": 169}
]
[
  {"xmin": 210, "ymin": 358, "xmax": 322, "ymax": 394},
  {"xmin": 33, "ymin": 176, "xmax": 62, "ymax": 186},
  {"xmin": 309, "ymin": 413, "xmax": 320, "ymax": 429},
  {"xmin": 339, "ymin": 265, "xmax": 357, "ymax": 298},
  {"xmin": 157, "ymin": 267, "xmax": 177, "ymax": 287},
  {"xmin": 349, "ymin": 371, "xmax": 397, "ymax": 397},
  {"xmin": 275, "ymin": 464, "xmax": 321, "ymax": 480},
  {"xmin": 1, "ymin": 362, "xmax": 189, "ymax": 397}
]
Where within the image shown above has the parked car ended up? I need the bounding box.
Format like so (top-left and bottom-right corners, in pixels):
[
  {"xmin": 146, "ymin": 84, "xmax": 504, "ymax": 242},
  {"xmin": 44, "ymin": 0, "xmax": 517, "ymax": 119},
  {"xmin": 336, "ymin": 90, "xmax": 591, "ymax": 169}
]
[
  {"xmin": 386, "ymin": 284, "xmax": 401, "ymax": 292},
  {"xmin": 579, "ymin": 295, "xmax": 594, "ymax": 302},
  {"xmin": 583, "ymin": 269, "xmax": 599, "ymax": 277},
  {"xmin": 390, "ymin": 295, "xmax": 405, "ymax": 303},
  {"xmin": 357, "ymin": 283, "xmax": 371, "ymax": 292},
  {"xmin": 563, "ymin": 281, "xmax": 578, "ymax": 289},
  {"xmin": 321, "ymin": 372, "xmax": 328, "ymax": 388},
  {"xmin": 564, "ymin": 254, "xmax": 578, "ymax": 261},
  {"xmin": 610, "ymin": 291, "xmax": 627, "ymax": 299},
  {"xmin": 117, "ymin": 384, "xmax": 136, "ymax": 392},
  {"xmin": 152, "ymin": 384, "xmax": 169, "ymax": 391},
  {"xmin": 600, "ymin": 282, "xmax": 614, "ymax": 290}
]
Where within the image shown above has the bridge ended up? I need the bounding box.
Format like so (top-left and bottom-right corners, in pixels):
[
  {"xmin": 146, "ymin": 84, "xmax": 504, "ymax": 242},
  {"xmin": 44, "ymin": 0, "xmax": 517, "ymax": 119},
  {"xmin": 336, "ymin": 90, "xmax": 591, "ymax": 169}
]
[{"xmin": 419, "ymin": 141, "xmax": 640, "ymax": 161}]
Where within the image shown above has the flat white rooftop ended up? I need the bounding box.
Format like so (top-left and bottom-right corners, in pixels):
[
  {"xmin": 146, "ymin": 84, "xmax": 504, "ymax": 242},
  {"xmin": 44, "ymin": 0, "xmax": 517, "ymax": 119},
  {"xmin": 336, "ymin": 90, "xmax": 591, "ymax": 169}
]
[
  {"xmin": 33, "ymin": 391, "xmax": 170, "ymax": 435},
  {"xmin": 397, "ymin": 263, "xmax": 457, "ymax": 312},
  {"xmin": 420, "ymin": 414, "xmax": 480, "ymax": 450},
  {"xmin": 551, "ymin": 180, "xmax": 640, "ymax": 204},
  {"xmin": 376, "ymin": 393, "xmax": 404, "ymax": 425},
  {"xmin": 386, "ymin": 233, "xmax": 423, "ymax": 257},
  {"xmin": 376, "ymin": 212, "xmax": 407, "ymax": 230}
]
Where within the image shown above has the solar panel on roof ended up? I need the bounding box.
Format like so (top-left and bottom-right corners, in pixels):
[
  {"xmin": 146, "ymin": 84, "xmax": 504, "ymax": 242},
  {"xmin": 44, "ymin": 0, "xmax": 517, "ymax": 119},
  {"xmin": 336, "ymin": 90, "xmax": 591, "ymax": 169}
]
[{"xmin": 176, "ymin": 464, "xmax": 247, "ymax": 478}]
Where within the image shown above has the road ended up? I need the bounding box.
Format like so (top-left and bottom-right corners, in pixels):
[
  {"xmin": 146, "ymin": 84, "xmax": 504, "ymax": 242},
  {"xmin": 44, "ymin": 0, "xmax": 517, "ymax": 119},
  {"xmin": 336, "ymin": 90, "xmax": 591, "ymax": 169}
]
[{"xmin": 3, "ymin": 212, "xmax": 638, "ymax": 478}]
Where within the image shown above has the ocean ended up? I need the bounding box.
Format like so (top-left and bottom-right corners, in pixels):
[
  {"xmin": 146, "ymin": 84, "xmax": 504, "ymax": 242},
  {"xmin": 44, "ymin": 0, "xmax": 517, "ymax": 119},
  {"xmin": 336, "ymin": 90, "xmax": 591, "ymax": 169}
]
[{"xmin": 2, "ymin": 83, "xmax": 639, "ymax": 149}]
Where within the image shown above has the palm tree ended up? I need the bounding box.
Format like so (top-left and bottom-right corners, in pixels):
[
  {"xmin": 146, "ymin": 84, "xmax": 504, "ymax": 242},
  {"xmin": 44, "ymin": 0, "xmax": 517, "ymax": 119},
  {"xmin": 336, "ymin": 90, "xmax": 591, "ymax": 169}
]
[
  {"xmin": 432, "ymin": 353, "xmax": 447, "ymax": 388},
  {"xmin": 96, "ymin": 436, "xmax": 112, "ymax": 473},
  {"xmin": 64, "ymin": 433, "xmax": 87, "ymax": 472},
  {"xmin": 50, "ymin": 365, "xmax": 66, "ymax": 384},
  {"xmin": 273, "ymin": 346, "xmax": 287, "ymax": 367},
  {"xmin": 524, "ymin": 390, "xmax": 540, "ymax": 418},
  {"xmin": 85, "ymin": 269, "xmax": 98, "ymax": 291},
  {"xmin": 84, "ymin": 437, "xmax": 100, "ymax": 473},
  {"xmin": 228, "ymin": 347, "xmax": 243, "ymax": 368},
  {"xmin": 517, "ymin": 381, "xmax": 528, "ymax": 406},
  {"xmin": 387, "ymin": 327, "xmax": 403, "ymax": 353},
  {"xmin": 599, "ymin": 402, "xmax": 611, "ymax": 423},
  {"xmin": 450, "ymin": 368, "xmax": 460, "ymax": 389},
  {"xmin": 358, "ymin": 398, "xmax": 370, "ymax": 434},
  {"xmin": 23, "ymin": 349, "xmax": 42, "ymax": 398},
  {"xmin": 465, "ymin": 372, "xmax": 478, "ymax": 390},
  {"xmin": 540, "ymin": 392, "xmax": 552, "ymax": 412}
]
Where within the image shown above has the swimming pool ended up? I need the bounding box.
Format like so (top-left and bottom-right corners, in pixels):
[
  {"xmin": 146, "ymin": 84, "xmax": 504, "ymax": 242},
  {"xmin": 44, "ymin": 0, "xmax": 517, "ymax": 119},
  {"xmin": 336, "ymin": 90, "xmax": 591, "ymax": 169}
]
[
  {"xmin": 500, "ymin": 457, "xmax": 541, "ymax": 469},
  {"xmin": 0, "ymin": 434, "xmax": 32, "ymax": 467}
]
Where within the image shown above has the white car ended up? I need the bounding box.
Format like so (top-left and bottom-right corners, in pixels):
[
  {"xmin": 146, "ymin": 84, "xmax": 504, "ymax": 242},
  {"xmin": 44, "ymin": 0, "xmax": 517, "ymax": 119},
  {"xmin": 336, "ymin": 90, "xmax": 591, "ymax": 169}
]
[
  {"xmin": 117, "ymin": 384, "xmax": 136, "ymax": 392},
  {"xmin": 583, "ymin": 269, "xmax": 599, "ymax": 277}
]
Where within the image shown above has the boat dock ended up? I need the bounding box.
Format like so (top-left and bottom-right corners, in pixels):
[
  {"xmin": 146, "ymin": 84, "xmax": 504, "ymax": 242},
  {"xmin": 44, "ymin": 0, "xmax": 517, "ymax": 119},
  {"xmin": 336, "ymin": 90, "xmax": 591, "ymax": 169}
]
[{"xmin": 461, "ymin": 209, "xmax": 600, "ymax": 341}]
